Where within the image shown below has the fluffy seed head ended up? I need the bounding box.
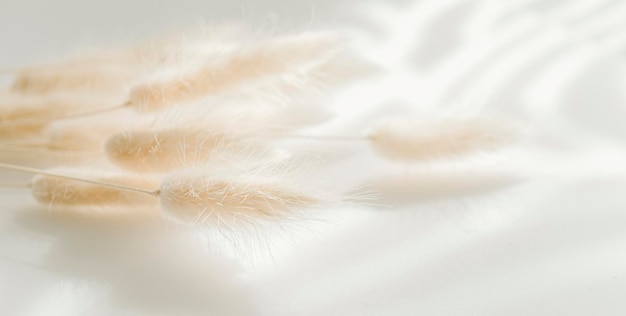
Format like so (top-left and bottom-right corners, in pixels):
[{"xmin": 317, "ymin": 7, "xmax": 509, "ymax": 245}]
[
  {"xmin": 104, "ymin": 100, "xmax": 322, "ymax": 173},
  {"xmin": 105, "ymin": 129, "xmax": 253, "ymax": 173},
  {"xmin": 7, "ymin": 32, "xmax": 200, "ymax": 95},
  {"xmin": 159, "ymin": 171, "xmax": 319, "ymax": 224},
  {"xmin": 128, "ymin": 32, "xmax": 344, "ymax": 112},
  {"xmin": 367, "ymin": 117, "xmax": 516, "ymax": 162},
  {"xmin": 31, "ymin": 172, "xmax": 159, "ymax": 208}
]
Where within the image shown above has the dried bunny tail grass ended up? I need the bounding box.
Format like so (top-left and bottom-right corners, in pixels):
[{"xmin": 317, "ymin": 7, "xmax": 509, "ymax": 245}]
[
  {"xmin": 3, "ymin": 30, "xmax": 203, "ymax": 94},
  {"xmin": 31, "ymin": 171, "xmax": 160, "ymax": 208},
  {"xmin": 159, "ymin": 169, "xmax": 320, "ymax": 225},
  {"xmin": 128, "ymin": 31, "xmax": 345, "ymax": 112},
  {"xmin": 366, "ymin": 117, "xmax": 517, "ymax": 162},
  {"xmin": 3, "ymin": 44, "xmax": 177, "ymax": 97},
  {"xmin": 0, "ymin": 162, "xmax": 159, "ymax": 207},
  {"xmin": 104, "ymin": 102, "xmax": 327, "ymax": 173},
  {"xmin": 0, "ymin": 30, "xmax": 345, "ymax": 124},
  {"xmin": 0, "ymin": 162, "xmax": 320, "ymax": 226},
  {"xmin": 5, "ymin": 29, "xmax": 233, "ymax": 95},
  {"xmin": 6, "ymin": 49, "xmax": 150, "ymax": 95},
  {"xmin": 105, "ymin": 129, "xmax": 271, "ymax": 173}
]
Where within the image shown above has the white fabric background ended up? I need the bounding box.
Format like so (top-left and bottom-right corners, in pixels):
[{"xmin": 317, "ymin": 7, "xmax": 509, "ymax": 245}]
[{"xmin": 1, "ymin": 0, "xmax": 626, "ymax": 315}]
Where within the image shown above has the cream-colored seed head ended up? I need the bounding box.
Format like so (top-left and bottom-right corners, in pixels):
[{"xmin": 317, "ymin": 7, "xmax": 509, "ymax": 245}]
[
  {"xmin": 31, "ymin": 173, "xmax": 159, "ymax": 208},
  {"xmin": 128, "ymin": 32, "xmax": 343, "ymax": 112},
  {"xmin": 159, "ymin": 172, "xmax": 318, "ymax": 224},
  {"xmin": 367, "ymin": 117, "xmax": 516, "ymax": 162},
  {"xmin": 105, "ymin": 129, "xmax": 249, "ymax": 173},
  {"xmin": 104, "ymin": 102, "xmax": 315, "ymax": 173},
  {"xmin": 7, "ymin": 33, "xmax": 189, "ymax": 95}
]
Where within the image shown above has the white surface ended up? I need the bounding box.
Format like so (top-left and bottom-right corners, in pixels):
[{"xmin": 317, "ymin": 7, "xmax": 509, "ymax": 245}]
[{"xmin": 1, "ymin": 0, "xmax": 626, "ymax": 315}]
